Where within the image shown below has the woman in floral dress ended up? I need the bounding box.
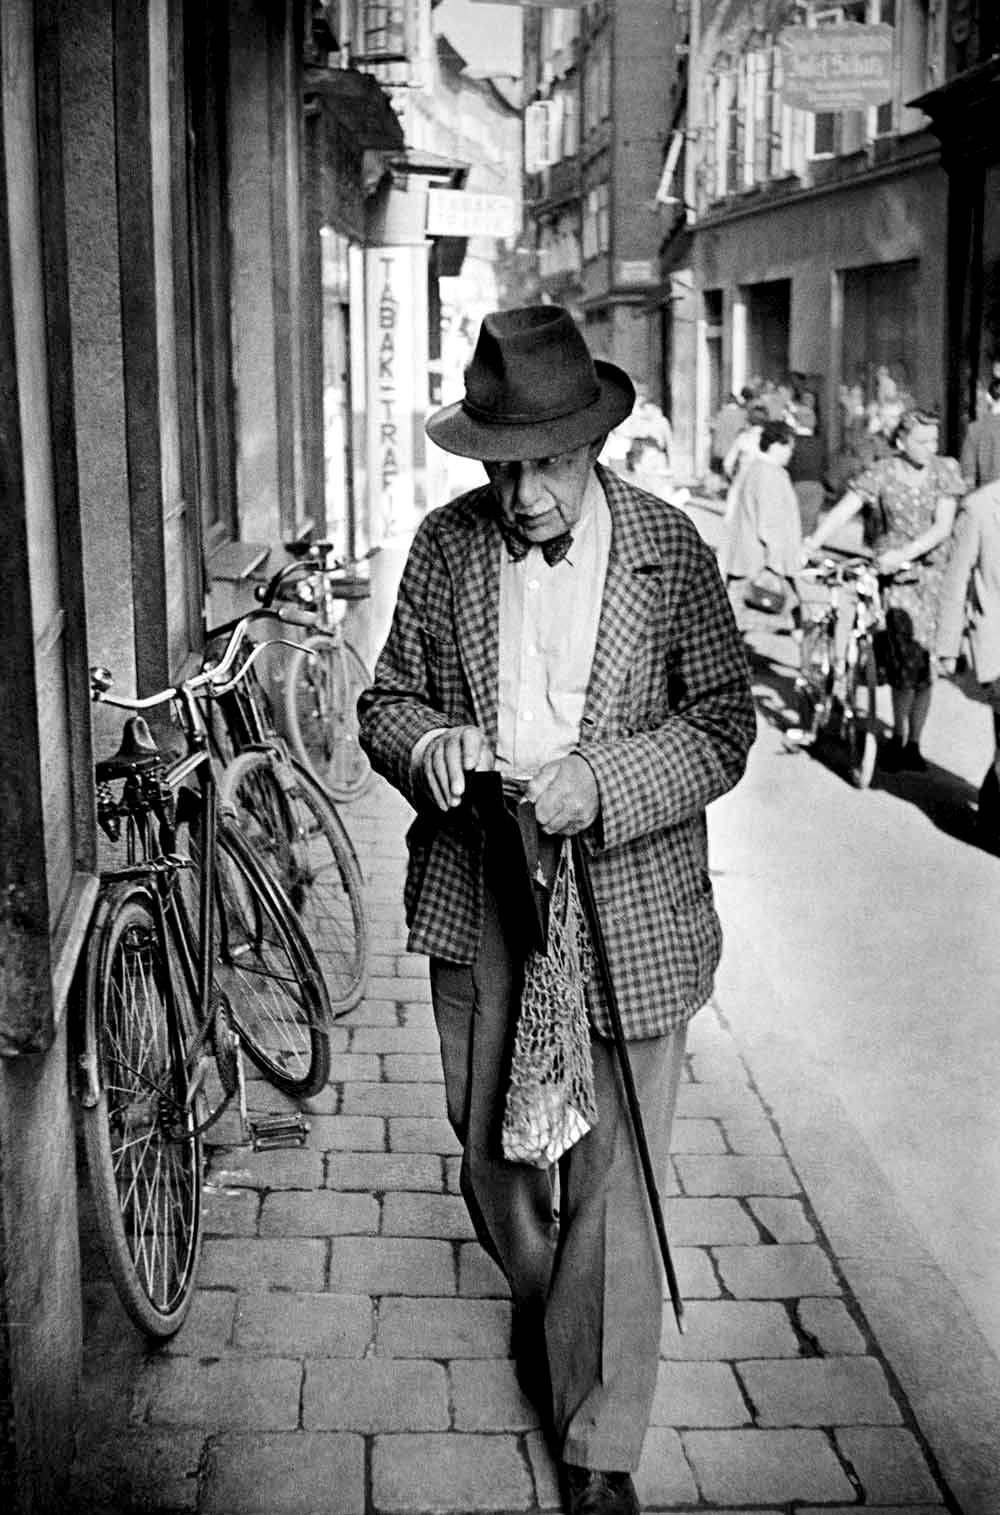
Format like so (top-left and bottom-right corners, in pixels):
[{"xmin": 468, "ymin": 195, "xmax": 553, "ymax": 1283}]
[{"xmin": 804, "ymin": 408, "xmax": 967, "ymax": 771}]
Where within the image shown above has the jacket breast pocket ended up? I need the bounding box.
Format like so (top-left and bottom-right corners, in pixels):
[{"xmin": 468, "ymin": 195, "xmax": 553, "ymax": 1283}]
[{"xmin": 419, "ymin": 624, "xmax": 467, "ymax": 714}]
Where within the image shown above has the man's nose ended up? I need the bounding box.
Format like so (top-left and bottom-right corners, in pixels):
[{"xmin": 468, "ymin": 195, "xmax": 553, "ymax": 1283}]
[{"xmin": 514, "ymin": 460, "xmax": 545, "ymax": 508}]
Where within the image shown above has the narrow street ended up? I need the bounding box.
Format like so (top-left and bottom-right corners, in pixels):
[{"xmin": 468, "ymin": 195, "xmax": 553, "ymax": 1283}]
[{"xmin": 68, "ymin": 500, "xmax": 1000, "ymax": 1514}]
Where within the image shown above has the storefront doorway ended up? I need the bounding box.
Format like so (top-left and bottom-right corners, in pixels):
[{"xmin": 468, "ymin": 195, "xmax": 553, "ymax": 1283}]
[{"xmin": 745, "ymin": 278, "xmax": 790, "ymax": 388}]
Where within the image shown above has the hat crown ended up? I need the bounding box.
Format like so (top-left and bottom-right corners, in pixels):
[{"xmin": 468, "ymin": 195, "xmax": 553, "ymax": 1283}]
[{"xmin": 463, "ymin": 306, "xmax": 601, "ymax": 428}]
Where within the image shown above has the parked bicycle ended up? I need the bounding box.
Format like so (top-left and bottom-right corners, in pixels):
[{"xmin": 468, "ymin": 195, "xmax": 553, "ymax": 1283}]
[
  {"xmin": 76, "ymin": 630, "xmax": 330, "ymax": 1338},
  {"xmin": 256, "ymin": 541, "xmax": 378, "ymax": 803},
  {"xmin": 203, "ymin": 609, "xmax": 370, "ymax": 1014},
  {"xmin": 792, "ymin": 550, "xmax": 915, "ymax": 788}
]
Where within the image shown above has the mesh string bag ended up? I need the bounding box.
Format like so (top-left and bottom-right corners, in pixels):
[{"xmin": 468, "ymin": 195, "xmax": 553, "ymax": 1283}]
[{"xmin": 501, "ymin": 841, "xmax": 598, "ymax": 1167}]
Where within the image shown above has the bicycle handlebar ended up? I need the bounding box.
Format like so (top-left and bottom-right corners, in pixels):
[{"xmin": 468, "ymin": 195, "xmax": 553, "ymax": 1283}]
[
  {"xmin": 256, "ymin": 543, "xmax": 380, "ymax": 609},
  {"xmin": 90, "ymin": 621, "xmax": 305, "ymax": 709}
]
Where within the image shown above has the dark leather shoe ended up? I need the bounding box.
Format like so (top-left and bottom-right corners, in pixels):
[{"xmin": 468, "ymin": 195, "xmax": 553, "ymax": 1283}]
[
  {"xmin": 901, "ymin": 741, "xmax": 927, "ymax": 772},
  {"xmin": 563, "ymin": 1464, "xmax": 640, "ymax": 1515},
  {"xmin": 511, "ymin": 1300, "xmax": 551, "ymax": 1419}
]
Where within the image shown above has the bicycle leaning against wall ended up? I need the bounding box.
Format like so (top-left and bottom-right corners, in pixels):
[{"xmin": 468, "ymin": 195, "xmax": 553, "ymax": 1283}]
[
  {"xmin": 791, "ymin": 549, "xmax": 916, "ymax": 789},
  {"xmin": 256, "ymin": 541, "xmax": 378, "ymax": 803},
  {"xmin": 203, "ymin": 608, "xmax": 370, "ymax": 1015},
  {"xmin": 75, "ymin": 629, "xmax": 331, "ymax": 1339}
]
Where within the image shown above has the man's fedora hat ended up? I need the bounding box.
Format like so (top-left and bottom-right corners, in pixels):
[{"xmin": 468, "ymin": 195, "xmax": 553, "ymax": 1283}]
[{"xmin": 426, "ymin": 305, "xmax": 635, "ymax": 461}]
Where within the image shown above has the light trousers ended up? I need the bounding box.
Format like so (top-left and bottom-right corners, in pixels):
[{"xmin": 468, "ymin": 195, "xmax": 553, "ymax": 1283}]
[{"xmin": 430, "ymin": 888, "xmax": 687, "ymax": 1471}]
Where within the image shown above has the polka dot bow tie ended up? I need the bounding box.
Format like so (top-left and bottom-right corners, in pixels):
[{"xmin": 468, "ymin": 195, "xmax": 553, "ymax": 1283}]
[{"xmin": 498, "ymin": 521, "xmax": 574, "ymax": 566}]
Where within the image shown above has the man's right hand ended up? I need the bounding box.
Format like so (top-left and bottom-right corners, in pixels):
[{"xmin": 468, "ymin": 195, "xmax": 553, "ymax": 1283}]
[{"xmin": 418, "ymin": 725, "xmax": 494, "ymax": 810}]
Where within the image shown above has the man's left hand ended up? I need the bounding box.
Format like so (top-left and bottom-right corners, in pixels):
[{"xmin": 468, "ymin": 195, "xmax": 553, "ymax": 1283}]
[{"xmin": 526, "ymin": 753, "xmax": 599, "ymax": 836}]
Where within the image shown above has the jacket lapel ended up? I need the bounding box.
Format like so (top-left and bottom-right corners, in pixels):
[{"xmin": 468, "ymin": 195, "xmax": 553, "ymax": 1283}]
[
  {"xmin": 437, "ymin": 490, "xmax": 502, "ymax": 748},
  {"xmin": 582, "ymin": 468, "xmax": 668, "ymax": 736}
]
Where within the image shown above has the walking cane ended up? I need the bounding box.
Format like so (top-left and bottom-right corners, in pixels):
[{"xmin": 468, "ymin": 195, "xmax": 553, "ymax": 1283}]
[{"xmin": 571, "ymin": 836, "xmax": 686, "ymax": 1333}]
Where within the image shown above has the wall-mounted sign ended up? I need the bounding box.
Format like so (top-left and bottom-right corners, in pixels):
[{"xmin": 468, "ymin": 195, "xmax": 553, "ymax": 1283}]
[
  {"xmin": 616, "ymin": 259, "xmax": 657, "ymax": 286},
  {"xmin": 364, "ymin": 247, "xmax": 417, "ymax": 538},
  {"xmin": 426, "ymin": 189, "xmax": 517, "ymax": 239},
  {"xmin": 779, "ymin": 23, "xmax": 894, "ymax": 113}
]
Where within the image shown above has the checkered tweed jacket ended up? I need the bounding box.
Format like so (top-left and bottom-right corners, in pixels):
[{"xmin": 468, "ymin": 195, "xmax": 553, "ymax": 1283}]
[{"xmin": 358, "ymin": 465, "xmax": 756, "ymax": 1039}]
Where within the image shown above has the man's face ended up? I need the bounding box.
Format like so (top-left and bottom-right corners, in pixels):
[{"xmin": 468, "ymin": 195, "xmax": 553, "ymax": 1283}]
[{"xmin": 484, "ymin": 440, "xmax": 597, "ymax": 544}]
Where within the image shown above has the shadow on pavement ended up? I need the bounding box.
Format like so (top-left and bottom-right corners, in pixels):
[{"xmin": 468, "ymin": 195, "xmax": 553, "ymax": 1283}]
[{"xmin": 744, "ymin": 637, "xmax": 998, "ymax": 857}]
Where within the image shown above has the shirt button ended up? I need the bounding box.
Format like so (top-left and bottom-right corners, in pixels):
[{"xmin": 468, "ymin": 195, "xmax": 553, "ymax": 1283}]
[
  {"xmin": 527, "ymin": 644, "xmax": 538, "ymax": 657},
  {"xmin": 527, "ymin": 577, "xmax": 540, "ymax": 591},
  {"xmin": 522, "ymin": 710, "xmax": 534, "ymax": 722}
]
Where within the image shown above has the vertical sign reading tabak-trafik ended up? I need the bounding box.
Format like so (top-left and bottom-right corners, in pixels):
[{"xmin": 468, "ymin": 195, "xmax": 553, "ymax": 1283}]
[
  {"xmin": 779, "ymin": 23, "xmax": 893, "ymax": 112},
  {"xmin": 365, "ymin": 247, "xmax": 418, "ymax": 540}
]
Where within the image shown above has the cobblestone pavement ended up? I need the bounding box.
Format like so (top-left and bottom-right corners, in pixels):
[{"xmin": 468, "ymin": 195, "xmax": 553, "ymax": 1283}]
[{"xmin": 71, "ymin": 775, "xmax": 959, "ymax": 1514}]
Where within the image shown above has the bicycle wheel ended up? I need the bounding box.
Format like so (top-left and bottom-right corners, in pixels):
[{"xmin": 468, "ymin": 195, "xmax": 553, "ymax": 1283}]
[
  {"xmin": 219, "ymin": 749, "xmax": 369, "ymax": 1013},
  {"xmin": 79, "ymin": 882, "xmax": 202, "ymax": 1338},
  {"xmin": 214, "ymin": 820, "xmax": 330, "ymax": 1097},
  {"xmin": 794, "ymin": 622, "xmax": 833, "ymax": 739},
  {"xmin": 844, "ymin": 640, "xmax": 879, "ymax": 789},
  {"xmin": 281, "ymin": 632, "xmax": 372, "ymax": 802}
]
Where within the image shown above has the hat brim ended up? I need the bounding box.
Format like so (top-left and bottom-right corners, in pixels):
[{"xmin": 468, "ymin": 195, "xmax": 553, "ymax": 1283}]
[{"xmin": 425, "ymin": 360, "xmax": 635, "ymax": 461}]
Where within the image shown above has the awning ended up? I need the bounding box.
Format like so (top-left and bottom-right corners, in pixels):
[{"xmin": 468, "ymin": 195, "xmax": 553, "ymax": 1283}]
[{"xmin": 304, "ymin": 66, "xmax": 404, "ymax": 151}]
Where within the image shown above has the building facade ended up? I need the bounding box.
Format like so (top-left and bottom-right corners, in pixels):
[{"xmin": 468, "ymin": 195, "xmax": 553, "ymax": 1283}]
[{"xmin": 657, "ymin": 0, "xmax": 954, "ymax": 481}]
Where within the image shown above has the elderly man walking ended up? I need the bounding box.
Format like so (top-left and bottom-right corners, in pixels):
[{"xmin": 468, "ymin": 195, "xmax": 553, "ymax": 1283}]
[{"xmin": 358, "ymin": 306, "xmax": 755, "ymax": 1515}]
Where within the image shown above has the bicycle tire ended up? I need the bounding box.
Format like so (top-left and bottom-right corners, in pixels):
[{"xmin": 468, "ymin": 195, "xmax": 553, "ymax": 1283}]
[
  {"xmin": 281, "ymin": 633, "xmax": 373, "ymax": 802},
  {"xmin": 79, "ymin": 882, "xmax": 203, "ymax": 1338},
  {"xmin": 845, "ymin": 640, "xmax": 879, "ymax": 790},
  {"xmin": 219, "ymin": 749, "xmax": 369, "ymax": 1014},
  {"xmin": 214, "ymin": 819, "xmax": 330, "ymax": 1097},
  {"xmin": 795, "ymin": 622, "xmax": 833, "ymax": 739}
]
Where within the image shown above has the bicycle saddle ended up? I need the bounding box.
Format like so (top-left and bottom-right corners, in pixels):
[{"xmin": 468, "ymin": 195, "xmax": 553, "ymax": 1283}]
[
  {"xmin": 96, "ymin": 716, "xmax": 162, "ymax": 780},
  {"xmin": 282, "ymin": 539, "xmax": 333, "ymax": 559}
]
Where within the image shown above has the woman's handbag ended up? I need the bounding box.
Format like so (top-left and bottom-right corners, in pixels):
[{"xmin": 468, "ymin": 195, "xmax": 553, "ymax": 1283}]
[{"xmin": 743, "ymin": 565, "xmax": 787, "ymax": 615}]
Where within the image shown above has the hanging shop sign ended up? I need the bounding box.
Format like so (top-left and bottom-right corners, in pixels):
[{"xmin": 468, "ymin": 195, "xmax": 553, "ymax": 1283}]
[
  {"xmin": 426, "ymin": 189, "xmax": 517, "ymax": 239},
  {"xmin": 364, "ymin": 247, "xmax": 418, "ymax": 539},
  {"xmin": 779, "ymin": 24, "xmax": 894, "ymax": 113}
]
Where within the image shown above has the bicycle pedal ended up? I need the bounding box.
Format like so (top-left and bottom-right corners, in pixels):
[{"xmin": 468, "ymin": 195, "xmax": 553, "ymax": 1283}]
[{"xmin": 248, "ymin": 1112, "xmax": 310, "ymax": 1150}]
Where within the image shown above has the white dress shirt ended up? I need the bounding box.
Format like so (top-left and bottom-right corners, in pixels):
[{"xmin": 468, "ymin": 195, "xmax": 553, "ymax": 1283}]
[{"xmin": 495, "ymin": 471, "xmax": 610, "ymax": 778}]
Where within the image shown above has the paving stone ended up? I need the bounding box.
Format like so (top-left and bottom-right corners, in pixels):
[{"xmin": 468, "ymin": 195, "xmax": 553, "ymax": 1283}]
[
  {"xmin": 328, "ymin": 1236, "xmax": 456, "ymax": 1295},
  {"xmin": 161, "ymin": 1289, "xmax": 238, "ymax": 1355},
  {"xmin": 326, "ymin": 1151, "xmax": 444, "ymax": 1193},
  {"xmin": 682, "ymin": 1428, "xmax": 856, "ymax": 1504},
  {"xmin": 458, "ymin": 1242, "xmax": 509, "ymax": 1297},
  {"xmin": 384, "ymin": 1052, "xmax": 445, "ymax": 1082},
  {"xmin": 326, "ymin": 1052, "xmax": 382, "ymax": 1083},
  {"xmin": 376, "ymin": 1296, "xmax": 511, "ymax": 1357},
  {"xmin": 304, "ymin": 1358, "xmax": 449, "ymax": 1431},
  {"xmin": 202, "ymin": 1186, "xmax": 260, "ymax": 1236},
  {"xmin": 797, "ymin": 1298, "xmax": 868, "ymax": 1355},
  {"xmin": 367, "ymin": 974, "xmax": 433, "ymax": 1001},
  {"xmin": 748, "ymin": 1197, "xmax": 816, "ymax": 1243},
  {"xmin": 402, "ymin": 1001, "xmax": 437, "ymax": 1028},
  {"xmin": 390, "ymin": 1116, "xmax": 463, "ymax": 1154},
  {"xmin": 373, "ymin": 1432, "xmax": 534, "ymax": 1511},
  {"xmin": 740, "ymin": 1356, "xmax": 901, "ymax": 1426},
  {"xmin": 675, "ymin": 1154, "xmax": 800, "ymax": 1197},
  {"xmin": 800, "ymin": 1508, "xmax": 944, "ymax": 1514},
  {"xmin": 720, "ymin": 1119, "xmax": 785, "ymax": 1155},
  {"xmin": 341, "ymin": 1080, "xmax": 447, "ymax": 1118},
  {"xmin": 651, "ymin": 1361, "xmax": 750, "ymax": 1427},
  {"xmin": 670, "ymin": 1246, "xmax": 722, "ymax": 1299},
  {"xmin": 670, "ymin": 1117, "xmax": 726, "ymax": 1153},
  {"xmin": 663, "ymin": 1196, "xmax": 760, "ymax": 1244},
  {"xmin": 259, "ymin": 1190, "xmax": 380, "ymax": 1236},
  {"xmin": 69, "ymin": 1429, "xmax": 204, "ymax": 1512},
  {"xmin": 201, "ymin": 1431, "xmax": 364, "ymax": 1514},
  {"xmin": 139, "ymin": 1356, "xmax": 301, "ymax": 1430},
  {"xmin": 835, "ymin": 1426, "xmax": 942, "ymax": 1501},
  {"xmin": 450, "ymin": 1358, "xmax": 539, "ymax": 1430},
  {"xmin": 353, "ymin": 1026, "xmax": 437, "ymax": 1055},
  {"xmin": 688, "ymin": 1051, "xmax": 750, "ymax": 1083},
  {"xmin": 660, "ymin": 1301, "xmax": 800, "ymax": 1360},
  {"xmin": 715, "ymin": 1243, "xmax": 841, "ymax": 1298},
  {"xmin": 234, "ymin": 1292, "xmax": 372, "ymax": 1356},
  {"xmin": 199, "ymin": 1238, "xmax": 326, "ymax": 1292},
  {"xmin": 208, "ymin": 1148, "xmax": 324, "ymax": 1190},
  {"xmin": 677, "ymin": 1082, "xmax": 763, "ymax": 1120},
  {"xmin": 445, "ymin": 1154, "xmax": 463, "ymax": 1193},
  {"xmin": 382, "ymin": 1192, "xmax": 476, "ymax": 1239},
  {"xmin": 339, "ymin": 999, "xmax": 402, "ymax": 1027},
  {"xmin": 635, "ymin": 1427, "xmax": 700, "ymax": 1506},
  {"xmin": 306, "ymin": 1114, "xmax": 387, "ymax": 1151}
]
